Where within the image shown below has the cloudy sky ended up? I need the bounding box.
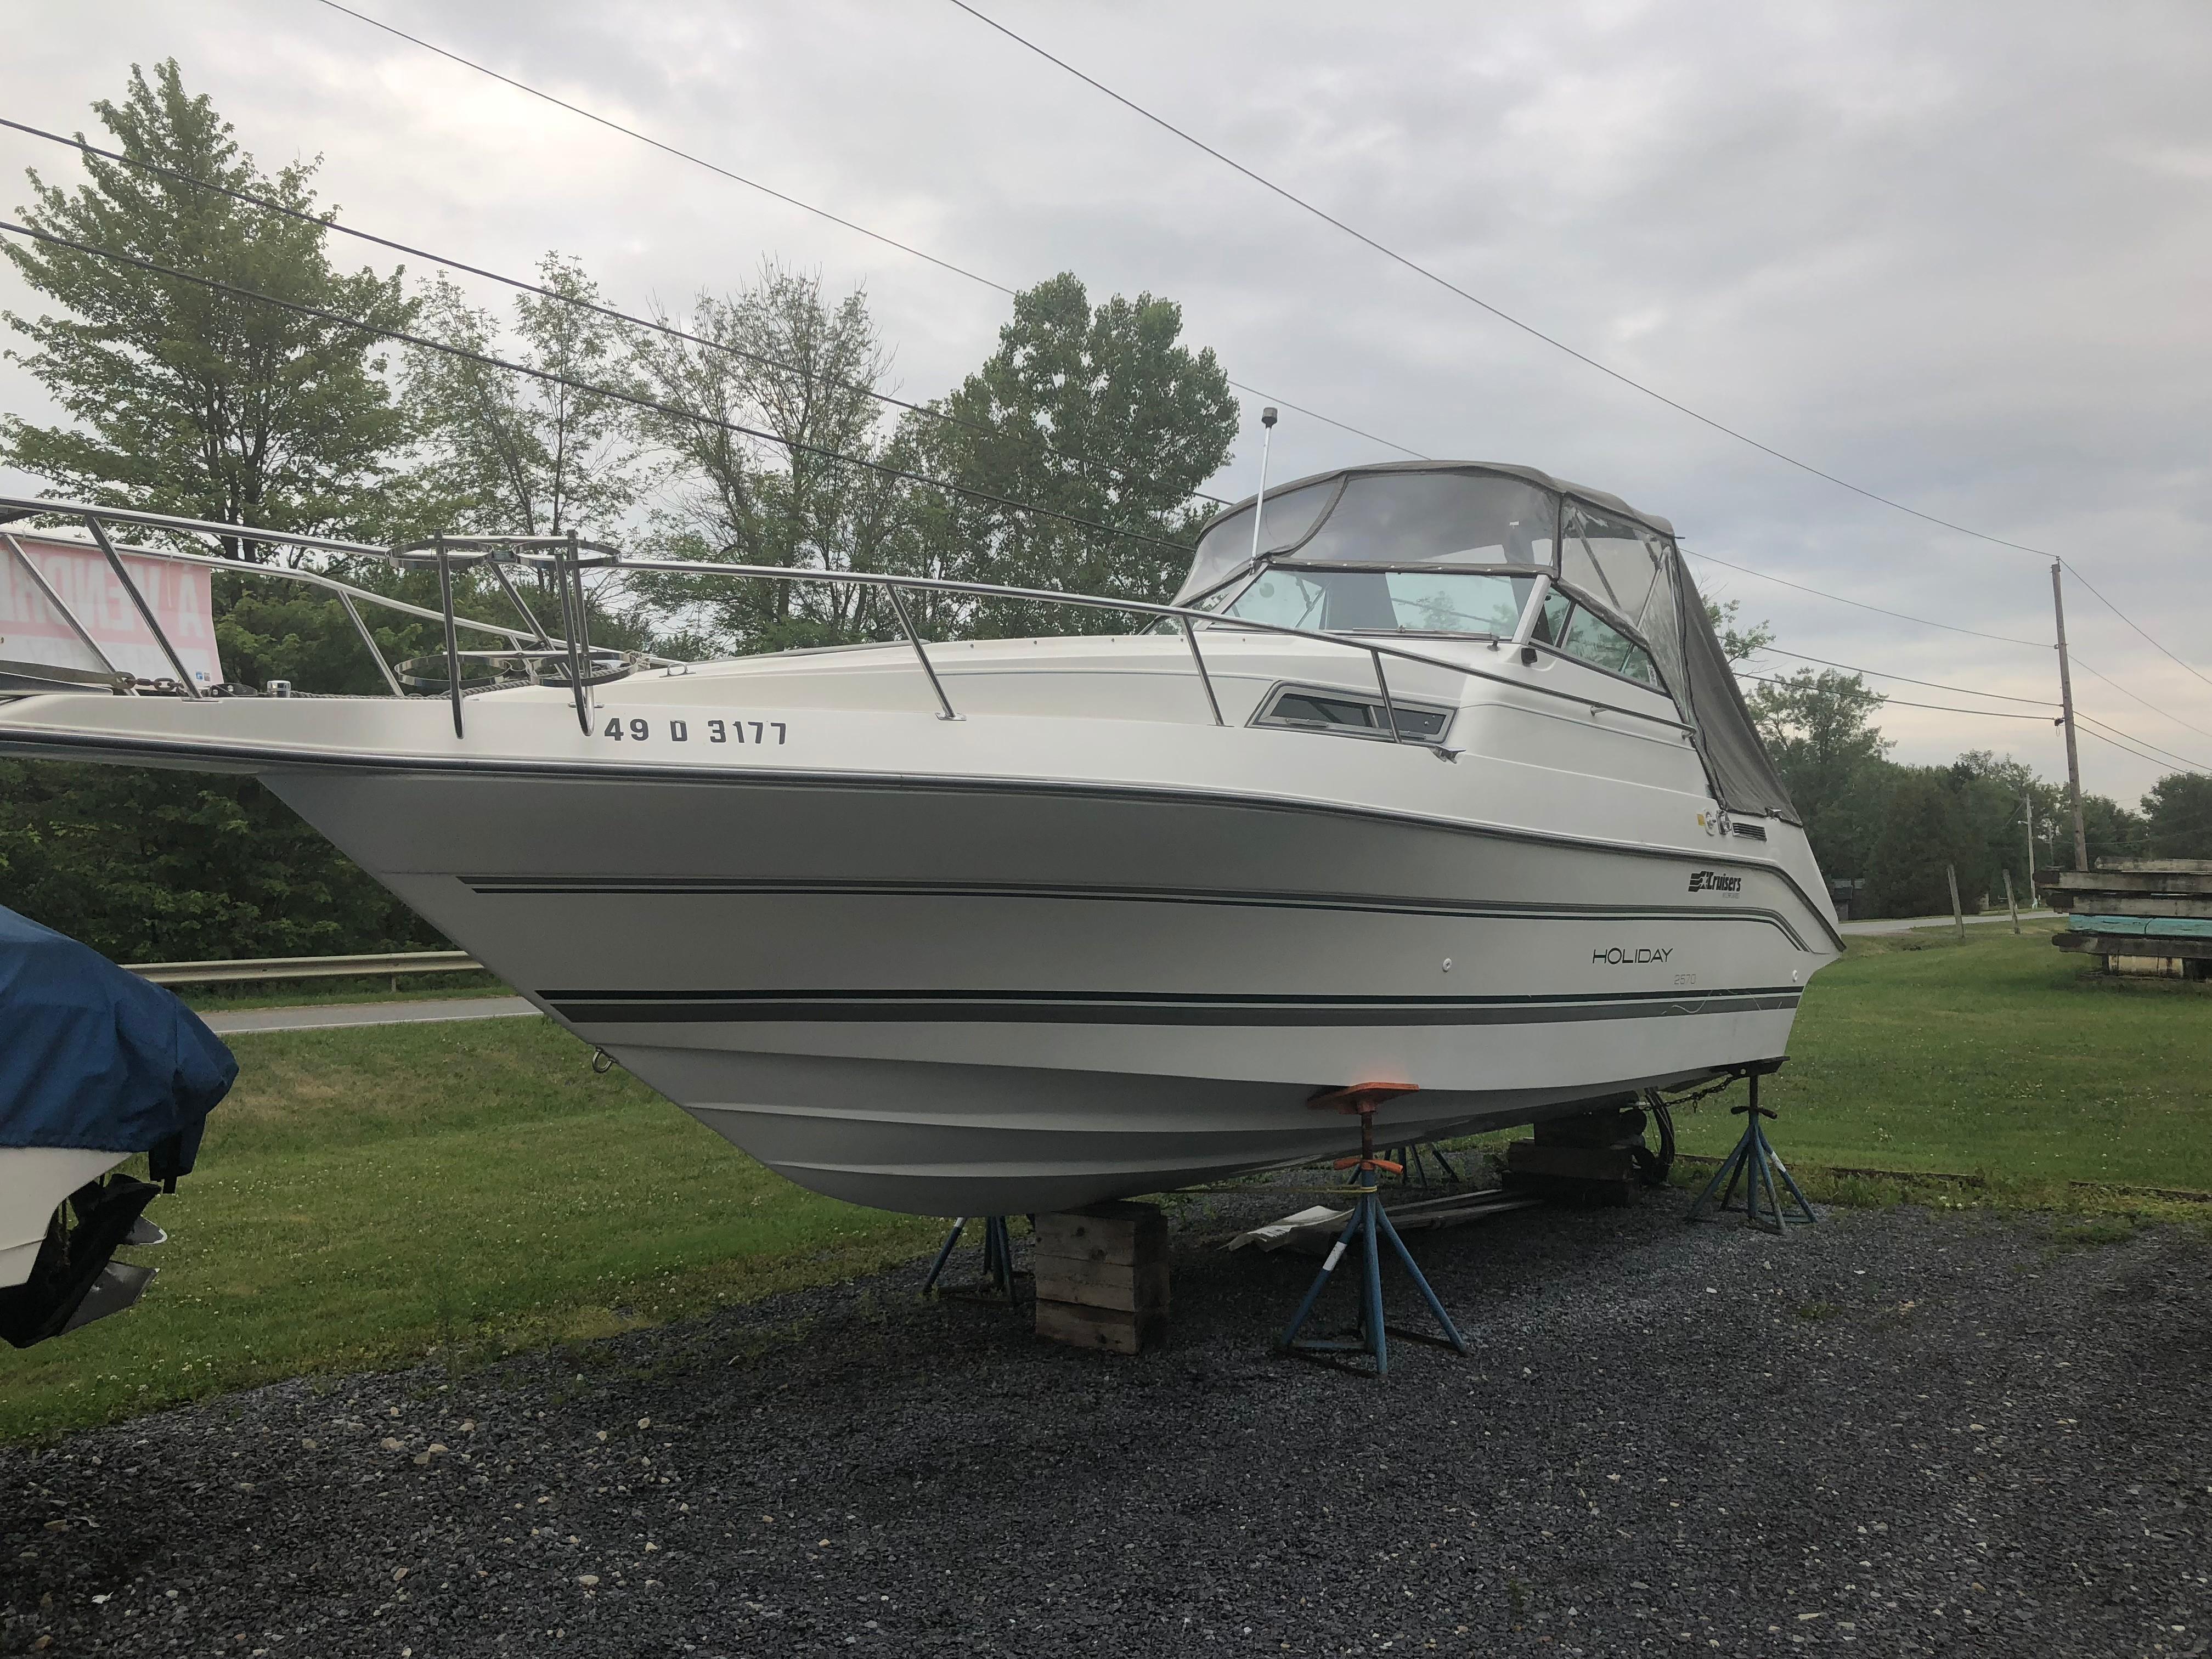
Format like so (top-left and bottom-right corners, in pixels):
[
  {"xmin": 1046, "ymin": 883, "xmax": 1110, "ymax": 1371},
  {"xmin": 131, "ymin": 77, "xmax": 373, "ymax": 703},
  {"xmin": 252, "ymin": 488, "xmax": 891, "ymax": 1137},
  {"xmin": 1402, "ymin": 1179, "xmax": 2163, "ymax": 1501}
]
[{"xmin": 4, "ymin": 0, "xmax": 2208, "ymax": 806}]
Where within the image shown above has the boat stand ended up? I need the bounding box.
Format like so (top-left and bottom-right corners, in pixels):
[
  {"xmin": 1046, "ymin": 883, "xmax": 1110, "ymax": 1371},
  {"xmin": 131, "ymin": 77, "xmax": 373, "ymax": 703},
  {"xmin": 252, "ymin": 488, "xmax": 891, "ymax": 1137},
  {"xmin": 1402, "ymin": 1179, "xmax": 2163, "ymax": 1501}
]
[
  {"xmin": 1684, "ymin": 1070, "xmax": 1816, "ymax": 1233},
  {"xmin": 1385, "ymin": 1139, "xmax": 1465, "ymax": 1187},
  {"xmin": 921, "ymin": 1215, "xmax": 1020, "ymax": 1301},
  {"xmin": 1281, "ymin": 1085, "xmax": 1468, "ymax": 1378}
]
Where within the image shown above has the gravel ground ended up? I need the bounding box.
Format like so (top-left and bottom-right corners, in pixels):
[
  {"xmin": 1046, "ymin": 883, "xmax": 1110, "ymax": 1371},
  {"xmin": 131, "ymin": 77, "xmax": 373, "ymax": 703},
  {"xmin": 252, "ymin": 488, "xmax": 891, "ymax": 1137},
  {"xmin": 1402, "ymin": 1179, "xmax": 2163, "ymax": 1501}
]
[{"xmin": 4, "ymin": 1188, "xmax": 2208, "ymax": 1658}]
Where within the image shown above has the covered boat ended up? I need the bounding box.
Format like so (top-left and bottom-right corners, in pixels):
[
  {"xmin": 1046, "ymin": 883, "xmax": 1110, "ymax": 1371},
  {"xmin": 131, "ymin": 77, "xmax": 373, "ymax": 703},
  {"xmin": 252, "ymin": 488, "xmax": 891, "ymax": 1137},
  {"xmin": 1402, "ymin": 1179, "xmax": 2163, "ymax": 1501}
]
[
  {"xmin": 0, "ymin": 905, "xmax": 234, "ymax": 1345},
  {"xmin": 0, "ymin": 465, "xmax": 1835, "ymax": 1215}
]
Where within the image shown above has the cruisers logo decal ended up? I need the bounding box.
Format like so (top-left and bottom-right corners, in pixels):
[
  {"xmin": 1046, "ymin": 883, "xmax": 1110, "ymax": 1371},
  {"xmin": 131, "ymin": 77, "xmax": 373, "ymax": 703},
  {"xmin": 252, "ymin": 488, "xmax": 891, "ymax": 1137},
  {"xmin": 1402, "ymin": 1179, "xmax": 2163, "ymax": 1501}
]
[
  {"xmin": 1687, "ymin": 870, "xmax": 1743, "ymax": 893},
  {"xmin": 1593, "ymin": 946, "xmax": 1673, "ymax": 966}
]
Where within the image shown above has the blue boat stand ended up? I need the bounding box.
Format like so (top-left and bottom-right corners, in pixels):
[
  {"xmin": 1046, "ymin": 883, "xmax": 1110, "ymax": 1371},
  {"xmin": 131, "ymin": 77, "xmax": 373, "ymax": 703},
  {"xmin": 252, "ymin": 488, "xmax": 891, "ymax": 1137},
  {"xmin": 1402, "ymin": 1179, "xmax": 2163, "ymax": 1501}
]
[
  {"xmin": 1684, "ymin": 1069, "xmax": 1816, "ymax": 1233},
  {"xmin": 921, "ymin": 1214, "xmax": 1019, "ymax": 1300},
  {"xmin": 1280, "ymin": 1084, "xmax": 1469, "ymax": 1377}
]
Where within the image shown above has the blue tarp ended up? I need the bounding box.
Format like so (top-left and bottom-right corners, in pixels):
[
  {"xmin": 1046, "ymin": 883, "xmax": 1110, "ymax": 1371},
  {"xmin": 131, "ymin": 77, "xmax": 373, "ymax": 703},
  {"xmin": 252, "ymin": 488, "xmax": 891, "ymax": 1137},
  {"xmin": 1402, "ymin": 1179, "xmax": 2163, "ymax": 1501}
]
[{"xmin": 0, "ymin": 906, "xmax": 235, "ymax": 1173}]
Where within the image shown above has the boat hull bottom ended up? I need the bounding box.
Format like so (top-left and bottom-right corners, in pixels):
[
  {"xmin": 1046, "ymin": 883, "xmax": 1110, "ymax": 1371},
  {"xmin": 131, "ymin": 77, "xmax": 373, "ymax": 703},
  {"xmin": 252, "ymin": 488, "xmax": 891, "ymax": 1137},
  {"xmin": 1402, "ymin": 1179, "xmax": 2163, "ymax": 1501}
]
[{"xmin": 613, "ymin": 1043, "xmax": 1744, "ymax": 1216}]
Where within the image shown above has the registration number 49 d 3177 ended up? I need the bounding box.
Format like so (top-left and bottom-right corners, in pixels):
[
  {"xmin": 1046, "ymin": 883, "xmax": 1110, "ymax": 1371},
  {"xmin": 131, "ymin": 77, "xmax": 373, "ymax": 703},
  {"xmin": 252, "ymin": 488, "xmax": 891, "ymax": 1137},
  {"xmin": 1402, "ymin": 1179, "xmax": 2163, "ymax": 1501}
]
[{"xmin": 600, "ymin": 717, "xmax": 788, "ymax": 745}]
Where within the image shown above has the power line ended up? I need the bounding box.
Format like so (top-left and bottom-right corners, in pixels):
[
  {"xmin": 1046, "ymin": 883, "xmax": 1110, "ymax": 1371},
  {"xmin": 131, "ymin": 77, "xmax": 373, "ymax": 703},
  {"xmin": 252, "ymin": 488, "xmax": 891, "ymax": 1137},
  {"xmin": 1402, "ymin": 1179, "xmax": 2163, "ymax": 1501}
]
[
  {"xmin": 1752, "ymin": 646, "xmax": 2057, "ymax": 707},
  {"xmin": 2071, "ymin": 713, "xmax": 2212, "ymax": 775},
  {"xmin": 0, "ymin": 112, "xmax": 1235, "ymax": 510},
  {"xmin": 307, "ymin": 0, "xmax": 1428, "ymax": 464},
  {"xmin": 307, "ymin": 0, "xmax": 2212, "ymax": 703},
  {"xmin": 1749, "ymin": 646, "xmax": 2210, "ymax": 770},
  {"xmin": 1738, "ymin": 671, "xmax": 2050, "ymax": 723},
  {"xmin": 2069, "ymin": 652, "xmax": 2212, "ymax": 744},
  {"xmin": 943, "ymin": 0, "xmax": 2212, "ymax": 691},
  {"xmin": 2077, "ymin": 720, "xmax": 2210, "ymax": 777},
  {"xmin": 0, "ymin": 217, "xmax": 1200, "ymax": 562},
  {"xmin": 1692, "ymin": 545, "xmax": 2211, "ymax": 742},
  {"xmin": 1684, "ymin": 546, "xmax": 2046, "ymax": 648}
]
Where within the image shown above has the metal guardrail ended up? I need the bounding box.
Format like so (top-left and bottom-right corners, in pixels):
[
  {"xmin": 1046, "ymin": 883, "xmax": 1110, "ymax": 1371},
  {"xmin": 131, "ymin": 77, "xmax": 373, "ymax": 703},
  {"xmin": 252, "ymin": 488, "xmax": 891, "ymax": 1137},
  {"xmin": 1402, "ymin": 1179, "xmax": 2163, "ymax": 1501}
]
[
  {"xmin": 0, "ymin": 494, "xmax": 1696, "ymax": 753},
  {"xmin": 127, "ymin": 950, "xmax": 483, "ymax": 985}
]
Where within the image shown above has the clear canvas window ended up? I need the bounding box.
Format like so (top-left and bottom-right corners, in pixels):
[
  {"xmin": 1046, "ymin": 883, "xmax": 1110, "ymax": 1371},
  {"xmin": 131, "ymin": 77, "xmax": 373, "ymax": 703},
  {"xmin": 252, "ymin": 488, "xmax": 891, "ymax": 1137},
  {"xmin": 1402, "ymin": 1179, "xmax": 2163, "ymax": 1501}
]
[
  {"xmin": 1220, "ymin": 568, "xmax": 1541, "ymax": 636},
  {"xmin": 1288, "ymin": 471, "xmax": 1557, "ymax": 568},
  {"xmin": 1562, "ymin": 503, "xmax": 1668, "ymax": 633},
  {"xmin": 1173, "ymin": 478, "xmax": 1340, "ymax": 602}
]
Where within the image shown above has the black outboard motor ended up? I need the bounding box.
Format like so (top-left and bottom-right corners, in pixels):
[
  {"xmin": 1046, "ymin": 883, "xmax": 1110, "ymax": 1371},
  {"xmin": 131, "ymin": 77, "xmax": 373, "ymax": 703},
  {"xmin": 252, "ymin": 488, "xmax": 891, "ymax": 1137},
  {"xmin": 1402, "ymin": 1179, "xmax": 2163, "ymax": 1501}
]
[{"xmin": 0, "ymin": 905, "xmax": 236, "ymax": 1347}]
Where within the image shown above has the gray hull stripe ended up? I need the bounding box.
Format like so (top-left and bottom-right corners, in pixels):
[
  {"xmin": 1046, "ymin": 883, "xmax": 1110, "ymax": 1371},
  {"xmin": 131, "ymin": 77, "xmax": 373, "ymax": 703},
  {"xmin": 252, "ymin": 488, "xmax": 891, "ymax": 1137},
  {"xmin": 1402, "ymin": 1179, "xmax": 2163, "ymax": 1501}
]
[
  {"xmin": 546, "ymin": 988, "xmax": 1803, "ymax": 1026},
  {"xmin": 465, "ymin": 874, "xmax": 1808, "ymax": 947}
]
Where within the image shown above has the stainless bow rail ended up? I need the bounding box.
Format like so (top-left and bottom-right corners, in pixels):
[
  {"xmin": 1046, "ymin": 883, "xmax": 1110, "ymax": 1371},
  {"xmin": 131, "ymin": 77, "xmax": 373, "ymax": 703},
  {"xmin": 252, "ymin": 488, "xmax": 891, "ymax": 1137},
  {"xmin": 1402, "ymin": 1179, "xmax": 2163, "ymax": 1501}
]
[{"xmin": 0, "ymin": 495, "xmax": 1697, "ymax": 748}]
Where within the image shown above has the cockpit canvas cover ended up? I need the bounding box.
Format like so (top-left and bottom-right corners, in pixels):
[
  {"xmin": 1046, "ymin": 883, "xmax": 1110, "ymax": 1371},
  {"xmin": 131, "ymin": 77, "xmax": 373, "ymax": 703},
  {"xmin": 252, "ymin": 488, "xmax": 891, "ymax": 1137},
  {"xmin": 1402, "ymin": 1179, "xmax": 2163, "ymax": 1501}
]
[
  {"xmin": 0, "ymin": 906, "xmax": 235, "ymax": 1170},
  {"xmin": 1180, "ymin": 461, "xmax": 1800, "ymax": 824}
]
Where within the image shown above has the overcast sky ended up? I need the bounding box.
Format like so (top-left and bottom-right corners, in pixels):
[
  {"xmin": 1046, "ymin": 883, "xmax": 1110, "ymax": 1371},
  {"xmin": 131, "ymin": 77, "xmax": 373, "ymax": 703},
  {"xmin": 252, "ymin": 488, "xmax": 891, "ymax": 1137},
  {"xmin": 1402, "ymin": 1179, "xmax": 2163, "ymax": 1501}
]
[{"xmin": 4, "ymin": 0, "xmax": 2208, "ymax": 808}]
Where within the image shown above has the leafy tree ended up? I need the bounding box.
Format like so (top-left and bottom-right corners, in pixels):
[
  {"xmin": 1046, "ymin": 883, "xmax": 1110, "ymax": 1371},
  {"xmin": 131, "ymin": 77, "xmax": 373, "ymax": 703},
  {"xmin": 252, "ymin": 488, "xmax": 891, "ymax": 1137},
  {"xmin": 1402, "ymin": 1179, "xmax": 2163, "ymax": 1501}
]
[
  {"xmin": 1, "ymin": 59, "xmax": 415, "ymax": 553},
  {"xmin": 407, "ymin": 255, "xmax": 641, "ymax": 540},
  {"xmin": 0, "ymin": 63, "xmax": 440, "ymax": 960},
  {"xmin": 1748, "ymin": 669, "xmax": 1895, "ymax": 881},
  {"xmin": 0, "ymin": 758, "xmax": 435, "ymax": 960},
  {"xmin": 1864, "ymin": 768, "xmax": 1983, "ymax": 918},
  {"xmin": 898, "ymin": 272, "xmax": 1237, "ymax": 636},
  {"xmin": 631, "ymin": 260, "xmax": 910, "ymax": 653},
  {"xmin": 2081, "ymin": 792, "xmax": 2147, "ymax": 868},
  {"xmin": 2142, "ymin": 772, "xmax": 2212, "ymax": 860},
  {"xmin": 1705, "ymin": 597, "xmax": 1774, "ymax": 665}
]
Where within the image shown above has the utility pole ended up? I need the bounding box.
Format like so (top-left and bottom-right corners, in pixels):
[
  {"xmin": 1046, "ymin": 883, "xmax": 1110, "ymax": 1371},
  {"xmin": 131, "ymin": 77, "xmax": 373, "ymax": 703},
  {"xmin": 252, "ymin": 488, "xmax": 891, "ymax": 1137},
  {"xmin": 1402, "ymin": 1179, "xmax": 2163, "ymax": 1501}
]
[
  {"xmin": 2050, "ymin": 562, "xmax": 2089, "ymax": 871},
  {"xmin": 2022, "ymin": 787, "xmax": 2036, "ymax": 893}
]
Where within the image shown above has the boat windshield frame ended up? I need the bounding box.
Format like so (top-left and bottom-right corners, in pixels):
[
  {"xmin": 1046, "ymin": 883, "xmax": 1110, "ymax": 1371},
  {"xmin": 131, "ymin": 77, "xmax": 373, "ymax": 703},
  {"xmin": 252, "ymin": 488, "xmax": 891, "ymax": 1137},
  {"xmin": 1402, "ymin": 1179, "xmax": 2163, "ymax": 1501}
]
[{"xmin": 1204, "ymin": 556, "xmax": 1681, "ymax": 706}]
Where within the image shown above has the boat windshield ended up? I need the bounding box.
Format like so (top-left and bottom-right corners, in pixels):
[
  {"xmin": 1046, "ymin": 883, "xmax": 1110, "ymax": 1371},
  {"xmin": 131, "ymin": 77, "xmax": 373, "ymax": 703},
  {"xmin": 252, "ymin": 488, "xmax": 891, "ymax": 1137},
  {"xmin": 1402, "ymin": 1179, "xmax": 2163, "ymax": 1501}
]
[
  {"xmin": 1285, "ymin": 472, "xmax": 1556, "ymax": 568},
  {"xmin": 1176, "ymin": 478, "xmax": 1340, "ymax": 603},
  {"xmin": 1218, "ymin": 568, "xmax": 1539, "ymax": 637},
  {"xmin": 1173, "ymin": 468, "xmax": 1559, "ymax": 606}
]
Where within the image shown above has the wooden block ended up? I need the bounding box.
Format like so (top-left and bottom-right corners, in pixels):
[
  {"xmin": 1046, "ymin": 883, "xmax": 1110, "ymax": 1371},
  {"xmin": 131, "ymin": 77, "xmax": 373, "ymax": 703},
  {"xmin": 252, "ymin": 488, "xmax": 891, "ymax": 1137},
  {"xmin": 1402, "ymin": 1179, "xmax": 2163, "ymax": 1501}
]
[
  {"xmin": 1508, "ymin": 1141, "xmax": 1638, "ymax": 1181},
  {"xmin": 1031, "ymin": 1253, "xmax": 1170, "ymax": 1313},
  {"xmin": 1533, "ymin": 1102, "xmax": 1645, "ymax": 1149},
  {"xmin": 1035, "ymin": 1296, "xmax": 1166, "ymax": 1355},
  {"xmin": 1031, "ymin": 1201, "xmax": 1166, "ymax": 1266}
]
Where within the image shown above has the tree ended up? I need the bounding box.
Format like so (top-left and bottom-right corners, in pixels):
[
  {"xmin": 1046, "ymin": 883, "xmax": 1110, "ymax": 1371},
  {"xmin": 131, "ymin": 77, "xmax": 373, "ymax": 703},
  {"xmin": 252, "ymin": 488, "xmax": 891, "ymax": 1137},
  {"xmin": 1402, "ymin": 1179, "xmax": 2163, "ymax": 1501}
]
[
  {"xmin": 0, "ymin": 758, "xmax": 437, "ymax": 961},
  {"xmin": 899, "ymin": 272, "xmax": 1237, "ymax": 636},
  {"xmin": 1864, "ymin": 768, "xmax": 1984, "ymax": 918},
  {"xmin": 0, "ymin": 63, "xmax": 440, "ymax": 961},
  {"xmin": 1747, "ymin": 669, "xmax": 1895, "ymax": 881},
  {"xmin": 1706, "ymin": 597, "xmax": 1774, "ymax": 665},
  {"xmin": 407, "ymin": 255, "xmax": 641, "ymax": 540},
  {"xmin": 1, "ymin": 60, "xmax": 414, "ymax": 552},
  {"xmin": 632, "ymin": 261, "xmax": 910, "ymax": 653},
  {"xmin": 2081, "ymin": 792, "xmax": 2146, "ymax": 869},
  {"xmin": 2142, "ymin": 772, "xmax": 2212, "ymax": 860}
]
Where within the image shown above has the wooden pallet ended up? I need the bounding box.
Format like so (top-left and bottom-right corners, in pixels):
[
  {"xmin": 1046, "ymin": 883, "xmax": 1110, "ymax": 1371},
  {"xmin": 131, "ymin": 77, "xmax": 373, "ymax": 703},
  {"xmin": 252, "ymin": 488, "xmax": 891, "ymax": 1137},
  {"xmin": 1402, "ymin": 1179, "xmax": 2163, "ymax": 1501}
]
[{"xmin": 1032, "ymin": 1201, "xmax": 1169, "ymax": 1355}]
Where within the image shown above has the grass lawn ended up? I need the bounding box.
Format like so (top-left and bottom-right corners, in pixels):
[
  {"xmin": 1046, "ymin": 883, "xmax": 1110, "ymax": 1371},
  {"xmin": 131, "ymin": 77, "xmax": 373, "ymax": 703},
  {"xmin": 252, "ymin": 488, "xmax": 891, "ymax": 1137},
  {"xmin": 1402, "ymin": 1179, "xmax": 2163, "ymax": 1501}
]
[
  {"xmin": 4, "ymin": 921, "xmax": 2204, "ymax": 1441},
  {"xmin": 1668, "ymin": 923, "xmax": 2212, "ymax": 1193},
  {"xmin": 0, "ymin": 1020, "xmax": 939, "ymax": 1441}
]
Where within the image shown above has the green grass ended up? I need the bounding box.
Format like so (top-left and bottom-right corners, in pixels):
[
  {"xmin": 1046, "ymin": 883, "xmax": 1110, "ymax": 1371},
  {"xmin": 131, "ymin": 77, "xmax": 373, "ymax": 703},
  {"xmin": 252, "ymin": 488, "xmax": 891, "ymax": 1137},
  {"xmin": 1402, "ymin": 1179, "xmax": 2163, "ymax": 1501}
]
[
  {"xmin": 5, "ymin": 922, "xmax": 2205, "ymax": 1442},
  {"xmin": 0, "ymin": 1020, "xmax": 938, "ymax": 1441},
  {"xmin": 1666, "ymin": 924, "xmax": 2212, "ymax": 1193}
]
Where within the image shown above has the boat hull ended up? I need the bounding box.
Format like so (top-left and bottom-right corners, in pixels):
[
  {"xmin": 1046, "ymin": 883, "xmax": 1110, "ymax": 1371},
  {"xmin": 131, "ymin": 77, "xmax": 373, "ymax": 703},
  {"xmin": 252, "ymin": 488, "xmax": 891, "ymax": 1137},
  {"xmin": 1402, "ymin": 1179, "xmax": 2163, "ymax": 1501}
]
[
  {"xmin": 0, "ymin": 665, "xmax": 1839, "ymax": 1217},
  {"xmin": 1, "ymin": 1147, "xmax": 127, "ymax": 1288},
  {"xmin": 266, "ymin": 763, "xmax": 1825, "ymax": 1213}
]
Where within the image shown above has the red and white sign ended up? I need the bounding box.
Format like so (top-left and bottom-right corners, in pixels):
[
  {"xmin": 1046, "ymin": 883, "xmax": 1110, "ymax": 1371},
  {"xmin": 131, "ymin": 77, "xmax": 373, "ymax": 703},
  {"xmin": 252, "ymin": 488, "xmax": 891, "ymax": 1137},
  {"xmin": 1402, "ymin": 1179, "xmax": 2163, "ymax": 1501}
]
[{"xmin": 0, "ymin": 532, "xmax": 224, "ymax": 687}]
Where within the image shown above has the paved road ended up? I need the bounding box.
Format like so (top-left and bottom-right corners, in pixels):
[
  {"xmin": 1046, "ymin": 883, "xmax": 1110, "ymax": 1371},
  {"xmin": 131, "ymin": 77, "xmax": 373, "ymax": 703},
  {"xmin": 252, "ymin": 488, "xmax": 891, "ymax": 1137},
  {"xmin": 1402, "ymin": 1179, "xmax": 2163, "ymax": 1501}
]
[
  {"xmin": 200, "ymin": 995, "xmax": 540, "ymax": 1035},
  {"xmin": 1840, "ymin": 909, "xmax": 2054, "ymax": 935}
]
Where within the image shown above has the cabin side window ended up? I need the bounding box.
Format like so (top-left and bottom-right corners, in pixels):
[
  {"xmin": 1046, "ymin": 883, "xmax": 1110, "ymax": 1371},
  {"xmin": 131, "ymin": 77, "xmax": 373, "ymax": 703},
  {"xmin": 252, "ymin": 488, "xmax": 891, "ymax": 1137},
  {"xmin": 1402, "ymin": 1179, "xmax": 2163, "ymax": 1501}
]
[{"xmin": 1532, "ymin": 591, "xmax": 1664, "ymax": 690}]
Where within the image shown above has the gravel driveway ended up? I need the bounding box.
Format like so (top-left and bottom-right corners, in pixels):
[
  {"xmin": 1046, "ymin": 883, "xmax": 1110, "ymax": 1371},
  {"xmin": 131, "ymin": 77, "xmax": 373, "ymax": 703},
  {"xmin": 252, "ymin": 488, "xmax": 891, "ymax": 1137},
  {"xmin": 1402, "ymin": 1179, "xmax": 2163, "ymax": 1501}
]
[{"xmin": 4, "ymin": 1193, "xmax": 2207, "ymax": 1657}]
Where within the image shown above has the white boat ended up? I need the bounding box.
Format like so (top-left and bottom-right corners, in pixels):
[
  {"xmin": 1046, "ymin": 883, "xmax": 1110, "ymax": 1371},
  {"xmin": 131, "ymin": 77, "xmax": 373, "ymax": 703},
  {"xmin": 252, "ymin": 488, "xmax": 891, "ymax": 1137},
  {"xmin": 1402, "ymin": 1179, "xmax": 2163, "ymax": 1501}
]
[{"xmin": 0, "ymin": 464, "xmax": 1839, "ymax": 1216}]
